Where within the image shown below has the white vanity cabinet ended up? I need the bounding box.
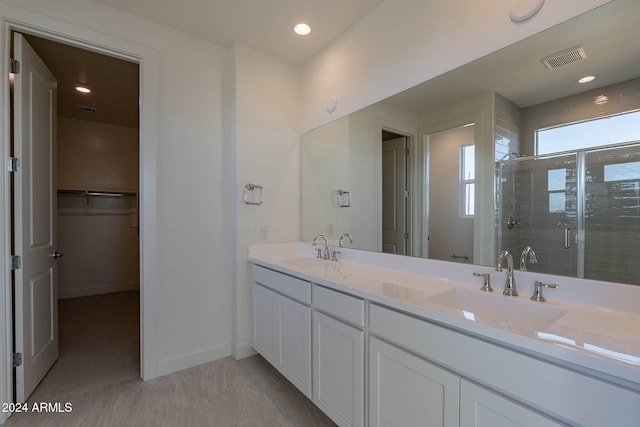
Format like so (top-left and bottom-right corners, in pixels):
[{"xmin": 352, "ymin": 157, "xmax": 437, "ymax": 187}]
[
  {"xmin": 369, "ymin": 336, "xmax": 459, "ymax": 427},
  {"xmin": 249, "ymin": 257, "xmax": 640, "ymax": 427},
  {"xmin": 251, "ymin": 265, "xmax": 312, "ymax": 398},
  {"xmin": 369, "ymin": 303, "xmax": 640, "ymax": 427},
  {"xmin": 312, "ymin": 285, "xmax": 365, "ymax": 427}
]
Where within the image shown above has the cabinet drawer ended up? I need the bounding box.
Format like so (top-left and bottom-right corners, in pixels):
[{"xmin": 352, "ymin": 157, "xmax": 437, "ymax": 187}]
[
  {"xmin": 313, "ymin": 285, "xmax": 365, "ymax": 327},
  {"xmin": 252, "ymin": 265, "xmax": 311, "ymax": 304}
]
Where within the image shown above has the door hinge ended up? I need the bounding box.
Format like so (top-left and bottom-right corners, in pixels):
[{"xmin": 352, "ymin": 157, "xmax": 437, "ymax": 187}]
[
  {"xmin": 403, "ymin": 190, "xmax": 409, "ymax": 198},
  {"xmin": 11, "ymin": 255, "xmax": 21, "ymax": 270},
  {"xmin": 405, "ymin": 148, "xmax": 409, "ymax": 156},
  {"xmin": 10, "ymin": 59, "xmax": 20, "ymax": 74},
  {"xmin": 8, "ymin": 157, "xmax": 20, "ymax": 172},
  {"xmin": 404, "ymin": 232, "xmax": 409, "ymax": 240},
  {"xmin": 12, "ymin": 352, "xmax": 22, "ymax": 367}
]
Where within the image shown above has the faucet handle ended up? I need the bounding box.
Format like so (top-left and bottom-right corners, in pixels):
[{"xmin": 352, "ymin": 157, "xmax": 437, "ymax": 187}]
[
  {"xmin": 531, "ymin": 281, "xmax": 558, "ymax": 302},
  {"xmin": 316, "ymin": 248, "xmax": 323, "ymax": 259},
  {"xmin": 331, "ymin": 250, "xmax": 341, "ymax": 262},
  {"xmin": 473, "ymin": 272, "xmax": 493, "ymax": 292}
]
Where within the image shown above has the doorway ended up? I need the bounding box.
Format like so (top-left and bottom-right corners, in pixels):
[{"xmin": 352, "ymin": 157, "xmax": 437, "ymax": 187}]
[
  {"xmin": 381, "ymin": 129, "xmax": 410, "ymax": 255},
  {"xmin": 10, "ymin": 32, "xmax": 141, "ymax": 403}
]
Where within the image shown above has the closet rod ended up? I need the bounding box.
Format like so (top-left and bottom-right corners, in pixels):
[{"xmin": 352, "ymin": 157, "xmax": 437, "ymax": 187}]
[{"xmin": 57, "ymin": 189, "xmax": 137, "ymax": 197}]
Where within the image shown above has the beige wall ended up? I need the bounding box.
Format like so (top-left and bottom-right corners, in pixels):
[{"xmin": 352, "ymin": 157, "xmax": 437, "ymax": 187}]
[
  {"xmin": 57, "ymin": 118, "xmax": 139, "ymax": 298},
  {"xmin": 58, "ymin": 118, "xmax": 139, "ymax": 191}
]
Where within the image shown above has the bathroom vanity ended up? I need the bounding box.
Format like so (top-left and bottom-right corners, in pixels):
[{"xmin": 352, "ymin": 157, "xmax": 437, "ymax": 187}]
[{"xmin": 249, "ymin": 242, "xmax": 640, "ymax": 427}]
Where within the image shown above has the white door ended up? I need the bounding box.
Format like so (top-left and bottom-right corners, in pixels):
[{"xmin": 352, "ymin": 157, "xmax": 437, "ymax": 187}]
[
  {"xmin": 13, "ymin": 33, "xmax": 59, "ymax": 403},
  {"xmin": 382, "ymin": 136, "xmax": 408, "ymax": 254},
  {"xmin": 428, "ymin": 125, "xmax": 475, "ymax": 263}
]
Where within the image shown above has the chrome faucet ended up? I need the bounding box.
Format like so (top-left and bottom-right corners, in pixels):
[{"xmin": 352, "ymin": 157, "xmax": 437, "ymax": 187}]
[
  {"xmin": 496, "ymin": 250, "xmax": 518, "ymax": 296},
  {"xmin": 338, "ymin": 233, "xmax": 353, "ymax": 247},
  {"xmin": 520, "ymin": 246, "xmax": 538, "ymax": 271},
  {"xmin": 496, "ymin": 250, "xmax": 509, "ymax": 271},
  {"xmin": 312, "ymin": 234, "xmax": 330, "ymax": 260}
]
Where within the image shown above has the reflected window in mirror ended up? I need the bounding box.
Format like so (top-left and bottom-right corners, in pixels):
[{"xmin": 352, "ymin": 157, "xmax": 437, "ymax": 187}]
[
  {"xmin": 536, "ymin": 109, "xmax": 640, "ymax": 155},
  {"xmin": 460, "ymin": 144, "xmax": 475, "ymax": 217},
  {"xmin": 547, "ymin": 168, "xmax": 567, "ymax": 213}
]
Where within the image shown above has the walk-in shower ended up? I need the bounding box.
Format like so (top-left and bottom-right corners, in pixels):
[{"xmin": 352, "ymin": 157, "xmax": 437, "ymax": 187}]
[{"xmin": 498, "ymin": 142, "xmax": 640, "ymax": 285}]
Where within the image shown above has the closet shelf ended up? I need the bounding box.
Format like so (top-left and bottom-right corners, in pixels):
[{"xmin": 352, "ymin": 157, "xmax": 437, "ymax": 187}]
[{"xmin": 57, "ymin": 189, "xmax": 137, "ymax": 197}]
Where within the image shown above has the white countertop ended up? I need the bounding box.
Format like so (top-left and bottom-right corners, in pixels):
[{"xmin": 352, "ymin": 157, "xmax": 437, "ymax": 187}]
[{"xmin": 248, "ymin": 242, "xmax": 640, "ymax": 389}]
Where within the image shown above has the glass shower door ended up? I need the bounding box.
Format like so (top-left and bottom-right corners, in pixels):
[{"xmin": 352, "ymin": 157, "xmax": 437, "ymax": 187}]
[
  {"xmin": 584, "ymin": 143, "xmax": 640, "ymax": 284},
  {"xmin": 499, "ymin": 154, "xmax": 578, "ymax": 276}
]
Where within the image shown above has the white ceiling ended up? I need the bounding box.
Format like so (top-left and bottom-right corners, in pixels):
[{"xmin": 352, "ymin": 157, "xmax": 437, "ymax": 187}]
[
  {"xmin": 383, "ymin": 0, "xmax": 640, "ymax": 114},
  {"xmin": 94, "ymin": 0, "xmax": 384, "ymax": 63},
  {"xmin": 24, "ymin": 0, "xmax": 639, "ymax": 129}
]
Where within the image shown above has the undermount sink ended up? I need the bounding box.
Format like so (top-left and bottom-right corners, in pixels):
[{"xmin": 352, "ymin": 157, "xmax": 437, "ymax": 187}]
[{"xmin": 425, "ymin": 288, "xmax": 567, "ymax": 334}]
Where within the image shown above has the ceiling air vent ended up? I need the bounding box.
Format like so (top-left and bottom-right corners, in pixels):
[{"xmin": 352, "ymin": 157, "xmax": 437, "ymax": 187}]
[
  {"xmin": 78, "ymin": 105, "xmax": 97, "ymax": 113},
  {"xmin": 542, "ymin": 45, "xmax": 587, "ymax": 70}
]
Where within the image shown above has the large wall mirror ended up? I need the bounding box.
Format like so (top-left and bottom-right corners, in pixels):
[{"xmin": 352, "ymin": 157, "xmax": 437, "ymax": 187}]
[{"xmin": 301, "ymin": 0, "xmax": 640, "ymax": 285}]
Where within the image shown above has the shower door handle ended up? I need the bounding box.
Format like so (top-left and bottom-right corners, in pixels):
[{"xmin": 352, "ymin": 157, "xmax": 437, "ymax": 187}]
[{"xmin": 564, "ymin": 228, "xmax": 571, "ymax": 249}]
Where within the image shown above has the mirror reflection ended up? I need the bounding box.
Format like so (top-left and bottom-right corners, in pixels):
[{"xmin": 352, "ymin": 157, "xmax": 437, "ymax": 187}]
[{"xmin": 301, "ymin": 0, "xmax": 640, "ymax": 285}]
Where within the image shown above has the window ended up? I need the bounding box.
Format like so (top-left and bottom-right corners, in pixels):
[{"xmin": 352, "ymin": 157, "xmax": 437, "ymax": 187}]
[
  {"xmin": 548, "ymin": 168, "xmax": 566, "ymax": 213},
  {"xmin": 604, "ymin": 161, "xmax": 640, "ymax": 182},
  {"xmin": 460, "ymin": 144, "xmax": 475, "ymax": 216},
  {"xmin": 536, "ymin": 110, "xmax": 640, "ymax": 155}
]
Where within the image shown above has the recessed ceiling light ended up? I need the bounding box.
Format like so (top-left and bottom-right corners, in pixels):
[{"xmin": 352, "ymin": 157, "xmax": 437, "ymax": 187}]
[
  {"xmin": 578, "ymin": 75, "xmax": 596, "ymax": 84},
  {"xmin": 294, "ymin": 23, "xmax": 311, "ymax": 36},
  {"xmin": 75, "ymin": 86, "xmax": 91, "ymax": 93}
]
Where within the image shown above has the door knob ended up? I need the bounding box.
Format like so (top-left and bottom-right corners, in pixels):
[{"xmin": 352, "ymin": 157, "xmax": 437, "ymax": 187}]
[{"xmin": 50, "ymin": 251, "xmax": 64, "ymax": 259}]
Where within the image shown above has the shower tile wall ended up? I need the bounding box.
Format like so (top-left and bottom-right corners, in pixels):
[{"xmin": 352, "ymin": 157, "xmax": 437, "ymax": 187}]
[
  {"xmin": 498, "ymin": 77, "xmax": 640, "ymax": 284},
  {"xmin": 494, "ymin": 93, "xmax": 521, "ymax": 161},
  {"xmin": 494, "ymin": 94, "xmax": 522, "ymax": 258},
  {"xmin": 585, "ymin": 146, "xmax": 640, "ymax": 284}
]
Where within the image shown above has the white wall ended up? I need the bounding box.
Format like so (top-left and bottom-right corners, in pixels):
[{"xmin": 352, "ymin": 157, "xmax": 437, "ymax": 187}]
[
  {"xmin": 301, "ymin": 102, "xmax": 417, "ymax": 252},
  {"xmin": 301, "ymin": 115, "xmax": 351, "ymax": 244},
  {"xmin": 419, "ymin": 92, "xmax": 495, "ymax": 266},
  {"xmin": 300, "ymin": 0, "xmax": 612, "ymax": 132},
  {"xmin": 428, "ymin": 125, "xmax": 475, "ymax": 262},
  {"xmin": 232, "ymin": 44, "xmax": 300, "ymax": 358},
  {"xmin": 0, "ymin": 0, "xmax": 233, "ymax": 390}
]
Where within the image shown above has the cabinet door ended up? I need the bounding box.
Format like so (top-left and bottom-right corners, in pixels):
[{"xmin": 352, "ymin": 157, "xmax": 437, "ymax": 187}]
[
  {"xmin": 252, "ymin": 283, "xmax": 279, "ymax": 366},
  {"xmin": 313, "ymin": 311, "xmax": 364, "ymax": 427},
  {"xmin": 460, "ymin": 379, "xmax": 563, "ymax": 427},
  {"xmin": 369, "ymin": 337, "xmax": 459, "ymax": 427},
  {"xmin": 279, "ymin": 296, "xmax": 312, "ymax": 398}
]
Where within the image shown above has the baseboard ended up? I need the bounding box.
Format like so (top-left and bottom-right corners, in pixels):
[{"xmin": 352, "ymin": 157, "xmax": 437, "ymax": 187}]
[
  {"xmin": 232, "ymin": 342, "xmax": 257, "ymax": 360},
  {"xmin": 58, "ymin": 282, "xmax": 139, "ymax": 299},
  {"xmin": 156, "ymin": 342, "xmax": 232, "ymax": 377}
]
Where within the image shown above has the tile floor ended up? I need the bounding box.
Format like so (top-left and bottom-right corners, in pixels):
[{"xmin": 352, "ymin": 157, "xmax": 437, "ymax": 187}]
[{"xmin": 5, "ymin": 291, "xmax": 334, "ymax": 427}]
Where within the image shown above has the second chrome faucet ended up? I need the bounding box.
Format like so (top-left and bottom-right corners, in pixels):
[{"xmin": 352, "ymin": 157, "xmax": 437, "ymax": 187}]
[{"xmin": 496, "ymin": 250, "xmax": 518, "ymax": 296}]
